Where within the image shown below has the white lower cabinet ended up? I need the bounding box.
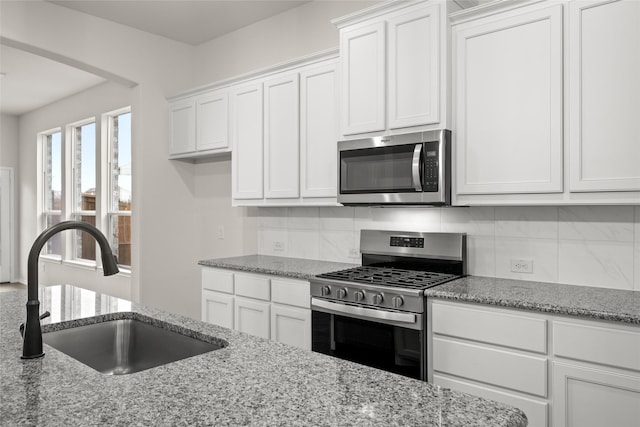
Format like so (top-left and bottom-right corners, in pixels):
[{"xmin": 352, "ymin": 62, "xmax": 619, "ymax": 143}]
[
  {"xmin": 201, "ymin": 267, "xmax": 311, "ymax": 350},
  {"xmin": 429, "ymin": 300, "xmax": 549, "ymax": 427},
  {"xmin": 202, "ymin": 290, "xmax": 234, "ymax": 330},
  {"xmin": 551, "ymin": 319, "xmax": 640, "ymax": 427},
  {"xmin": 429, "ymin": 299, "xmax": 640, "ymax": 427},
  {"xmin": 235, "ymin": 296, "xmax": 270, "ymax": 339},
  {"xmin": 271, "ymin": 304, "xmax": 311, "ymax": 350},
  {"xmin": 552, "ymin": 362, "xmax": 640, "ymax": 427}
]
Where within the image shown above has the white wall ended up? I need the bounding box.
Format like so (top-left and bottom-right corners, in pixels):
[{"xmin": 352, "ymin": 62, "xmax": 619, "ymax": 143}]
[
  {"xmin": 257, "ymin": 206, "xmax": 640, "ymax": 291},
  {"xmin": 192, "ymin": 1, "xmax": 376, "ymax": 86},
  {"xmin": 1, "ymin": 0, "xmax": 205, "ymax": 317},
  {"xmin": 1, "ymin": 114, "xmax": 19, "ymax": 169}
]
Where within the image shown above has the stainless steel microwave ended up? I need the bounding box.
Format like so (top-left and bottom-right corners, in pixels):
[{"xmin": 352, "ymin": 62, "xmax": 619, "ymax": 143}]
[{"xmin": 338, "ymin": 130, "xmax": 451, "ymax": 206}]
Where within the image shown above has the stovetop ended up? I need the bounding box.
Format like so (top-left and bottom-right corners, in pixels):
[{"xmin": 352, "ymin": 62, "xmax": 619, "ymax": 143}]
[{"xmin": 316, "ymin": 266, "xmax": 459, "ymax": 290}]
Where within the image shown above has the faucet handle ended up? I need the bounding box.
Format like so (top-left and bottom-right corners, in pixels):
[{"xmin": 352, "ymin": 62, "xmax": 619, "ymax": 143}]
[{"xmin": 19, "ymin": 311, "xmax": 51, "ymax": 338}]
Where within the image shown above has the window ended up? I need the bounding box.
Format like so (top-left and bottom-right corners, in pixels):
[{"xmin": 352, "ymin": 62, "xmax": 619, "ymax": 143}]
[
  {"xmin": 43, "ymin": 130, "xmax": 62, "ymax": 256},
  {"xmin": 107, "ymin": 109, "xmax": 132, "ymax": 268},
  {"xmin": 38, "ymin": 107, "xmax": 132, "ymax": 272},
  {"xmin": 71, "ymin": 120, "xmax": 97, "ymax": 262}
]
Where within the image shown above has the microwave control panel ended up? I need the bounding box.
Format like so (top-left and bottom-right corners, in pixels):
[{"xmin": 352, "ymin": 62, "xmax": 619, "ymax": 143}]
[{"xmin": 423, "ymin": 141, "xmax": 439, "ymax": 192}]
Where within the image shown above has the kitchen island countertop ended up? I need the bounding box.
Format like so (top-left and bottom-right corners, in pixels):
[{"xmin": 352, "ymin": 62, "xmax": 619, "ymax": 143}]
[{"xmin": 1, "ymin": 285, "xmax": 526, "ymax": 426}]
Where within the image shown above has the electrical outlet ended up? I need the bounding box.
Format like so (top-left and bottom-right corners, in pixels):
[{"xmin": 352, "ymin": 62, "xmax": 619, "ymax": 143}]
[
  {"xmin": 273, "ymin": 241, "xmax": 285, "ymax": 252},
  {"xmin": 217, "ymin": 226, "xmax": 225, "ymax": 240},
  {"xmin": 510, "ymin": 258, "xmax": 533, "ymax": 273},
  {"xmin": 348, "ymin": 248, "xmax": 359, "ymax": 258}
]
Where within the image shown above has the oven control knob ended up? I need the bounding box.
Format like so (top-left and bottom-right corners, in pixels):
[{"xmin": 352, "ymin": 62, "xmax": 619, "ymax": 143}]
[
  {"xmin": 337, "ymin": 288, "xmax": 348, "ymax": 299},
  {"xmin": 392, "ymin": 296, "xmax": 404, "ymax": 309},
  {"xmin": 354, "ymin": 290, "xmax": 365, "ymax": 302},
  {"xmin": 321, "ymin": 285, "xmax": 331, "ymax": 296},
  {"xmin": 372, "ymin": 293, "xmax": 384, "ymax": 305}
]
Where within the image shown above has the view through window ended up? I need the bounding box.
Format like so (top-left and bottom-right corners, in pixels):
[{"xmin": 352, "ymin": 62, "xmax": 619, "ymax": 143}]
[{"xmin": 39, "ymin": 107, "xmax": 132, "ymax": 271}]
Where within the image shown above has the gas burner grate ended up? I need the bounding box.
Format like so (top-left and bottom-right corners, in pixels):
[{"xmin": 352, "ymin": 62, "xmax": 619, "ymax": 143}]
[{"xmin": 316, "ymin": 266, "xmax": 459, "ymax": 289}]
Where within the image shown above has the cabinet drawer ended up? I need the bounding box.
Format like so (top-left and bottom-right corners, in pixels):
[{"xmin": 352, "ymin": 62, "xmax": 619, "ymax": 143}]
[
  {"xmin": 432, "ymin": 302, "xmax": 547, "ymax": 353},
  {"xmin": 271, "ymin": 279, "xmax": 310, "ymax": 308},
  {"xmin": 433, "ymin": 374, "xmax": 548, "ymax": 427},
  {"xmin": 202, "ymin": 268, "xmax": 234, "ymax": 294},
  {"xmin": 235, "ymin": 273, "xmax": 270, "ymax": 300},
  {"xmin": 433, "ymin": 337, "xmax": 548, "ymax": 397},
  {"xmin": 554, "ymin": 321, "xmax": 640, "ymax": 372}
]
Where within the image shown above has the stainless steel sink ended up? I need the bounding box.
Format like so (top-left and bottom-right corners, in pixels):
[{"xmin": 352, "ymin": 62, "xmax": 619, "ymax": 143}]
[{"xmin": 43, "ymin": 318, "xmax": 226, "ymax": 375}]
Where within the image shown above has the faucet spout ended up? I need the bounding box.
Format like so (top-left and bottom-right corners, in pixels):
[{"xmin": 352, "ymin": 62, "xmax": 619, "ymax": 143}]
[{"xmin": 22, "ymin": 221, "xmax": 120, "ymax": 359}]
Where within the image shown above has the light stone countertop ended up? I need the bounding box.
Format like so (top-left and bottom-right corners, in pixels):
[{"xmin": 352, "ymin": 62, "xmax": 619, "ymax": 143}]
[
  {"xmin": 198, "ymin": 254, "xmax": 358, "ymax": 280},
  {"xmin": 1, "ymin": 285, "xmax": 527, "ymax": 427},
  {"xmin": 200, "ymin": 255, "xmax": 639, "ymax": 324},
  {"xmin": 425, "ymin": 276, "xmax": 640, "ymax": 324}
]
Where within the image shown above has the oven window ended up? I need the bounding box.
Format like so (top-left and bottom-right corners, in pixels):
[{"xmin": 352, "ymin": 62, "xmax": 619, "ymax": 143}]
[
  {"xmin": 340, "ymin": 144, "xmax": 420, "ymax": 193},
  {"xmin": 312, "ymin": 311, "xmax": 423, "ymax": 380}
]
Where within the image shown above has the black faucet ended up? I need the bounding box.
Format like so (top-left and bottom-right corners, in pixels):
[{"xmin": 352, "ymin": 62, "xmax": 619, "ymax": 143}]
[{"xmin": 22, "ymin": 221, "xmax": 120, "ymax": 359}]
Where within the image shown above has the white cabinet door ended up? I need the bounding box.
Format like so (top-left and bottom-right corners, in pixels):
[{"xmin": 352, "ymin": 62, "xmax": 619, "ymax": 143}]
[
  {"xmin": 197, "ymin": 89, "xmax": 228, "ymax": 152},
  {"xmin": 202, "ymin": 290, "xmax": 234, "ymax": 329},
  {"xmin": 388, "ymin": 4, "xmax": 440, "ymax": 129},
  {"xmin": 300, "ymin": 62, "xmax": 338, "ymax": 199},
  {"xmin": 340, "ymin": 21, "xmax": 386, "ymax": 135},
  {"xmin": 169, "ymin": 99, "xmax": 196, "ymax": 155},
  {"xmin": 234, "ymin": 296, "xmax": 270, "ymax": 339},
  {"xmin": 271, "ymin": 304, "xmax": 311, "ymax": 351},
  {"xmin": 263, "ymin": 72, "xmax": 300, "ymax": 199},
  {"xmin": 552, "ymin": 362, "xmax": 640, "ymax": 427},
  {"xmin": 568, "ymin": 0, "xmax": 640, "ymax": 192},
  {"xmin": 453, "ymin": 4, "xmax": 563, "ymax": 195},
  {"xmin": 231, "ymin": 81, "xmax": 263, "ymax": 200}
]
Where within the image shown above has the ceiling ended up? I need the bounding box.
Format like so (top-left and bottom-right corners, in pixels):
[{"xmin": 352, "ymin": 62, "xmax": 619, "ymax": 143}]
[{"xmin": 0, "ymin": 0, "xmax": 311, "ymax": 116}]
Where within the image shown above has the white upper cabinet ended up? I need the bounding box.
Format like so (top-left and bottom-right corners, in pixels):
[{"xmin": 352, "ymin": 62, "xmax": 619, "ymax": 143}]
[
  {"xmin": 263, "ymin": 72, "xmax": 300, "ymax": 199},
  {"xmin": 168, "ymin": 88, "xmax": 230, "ymax": 160},
  {"xmin": 196, "ymin": 89, "xmax": 229, "ymax": 152},
  {"xmin": 231, "ymin": 80, "xmax": 263, "ymax": 200},
  {"xmin": 340, "ymin": 21, "xmax": 386, "ymax": 135},
  {"xmin": 169, "ymin": 99, "xmax": 196, "ymax": 155},
  {"xmin": 231, "ymin": 54, "xmax": 340, "ymax": 207},
  {"xmin": 388, "ymin": 3, "xmax": 441, "ymax": 129},
  {"xmin": 335, "ymin": 0, "xmax": 451, "ymax": 136},
  {"xmin": 568, "ymin": 0, "xmax": 640, "ymax": 193},
  {"xmin": 451, "ymin": 0, "xmax": 640, "ymax": 205},
  {"xmin": 300, "ymin": 61, "xmax": 339, "ymax": 199},
  {"xmin": 453, "ymin": 3, "xmax": 564, "ymax": 196}
]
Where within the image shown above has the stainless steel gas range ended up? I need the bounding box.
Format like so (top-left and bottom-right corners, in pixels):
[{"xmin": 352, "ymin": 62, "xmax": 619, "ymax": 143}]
[{"xmin": 310, "ymin": 230, "xmax": 466, "ymax": 381}]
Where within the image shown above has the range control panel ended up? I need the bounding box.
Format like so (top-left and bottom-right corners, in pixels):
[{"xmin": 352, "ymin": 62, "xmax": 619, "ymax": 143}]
[{"xmin": 390, "ymin": 236, "xmax": 425, "ymax": 248}]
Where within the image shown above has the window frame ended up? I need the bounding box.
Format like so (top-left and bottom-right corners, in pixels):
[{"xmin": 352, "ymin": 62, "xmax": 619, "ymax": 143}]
[
  {"xmin": 40, "ymin": 128, "xmax": 63, "ymax": 260},
  {"xmin": 37, "ymin": 106, "xmax": 132, "ymax": 274},
  {"xmin": 105, "ymin": 107, "xmax": 132, "ymax": 271},
  {"xmin": 68, "ymin": 117, "xmax": 98, "ymax": 263}
]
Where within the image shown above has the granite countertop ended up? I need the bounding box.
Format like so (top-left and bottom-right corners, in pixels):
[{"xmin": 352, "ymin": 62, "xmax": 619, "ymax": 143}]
[
  {"xmin": 198, "ymin": 255, "xmax": 358, "ymax": 280},
  {"xmin": 200, "ymin": 255, "xmax": 639, "ymax": 324},
  {"xmin": 1, "ymin": 285, "xmax": 526, "ymax": 427},
  {"xmin": 426, "ymin": 276, "xmax": 640, "ymax": 325}
]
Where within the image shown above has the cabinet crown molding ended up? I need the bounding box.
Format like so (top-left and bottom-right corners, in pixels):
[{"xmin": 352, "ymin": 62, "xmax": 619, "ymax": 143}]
[
  {"xmin": 450, "ymin": 0, "xmax": 548, "ymax": 24},
  {"xmin": 331, "ymin": 0, "xmax": 432, "ymax": 28}
]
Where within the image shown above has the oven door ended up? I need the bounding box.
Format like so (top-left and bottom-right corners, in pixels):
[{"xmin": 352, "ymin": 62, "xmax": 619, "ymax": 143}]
[{"xmin": 311, "ymin": 298, "xmax": 425, "ymax": 380}]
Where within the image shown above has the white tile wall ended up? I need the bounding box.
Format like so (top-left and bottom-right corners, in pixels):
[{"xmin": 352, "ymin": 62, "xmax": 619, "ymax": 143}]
[{"xmin": 257, "ymin": 206, "xmax": 640, "ymax": 291}]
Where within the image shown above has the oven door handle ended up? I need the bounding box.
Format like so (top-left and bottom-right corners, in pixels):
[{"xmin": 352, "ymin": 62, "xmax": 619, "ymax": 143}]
[
  {"xmin": 312, "ymin": 298, "xmax": 417, "ymax": 325},
  {"xmin": 412, "ymin": 144, "xmax": 423, "ymax": 192}
]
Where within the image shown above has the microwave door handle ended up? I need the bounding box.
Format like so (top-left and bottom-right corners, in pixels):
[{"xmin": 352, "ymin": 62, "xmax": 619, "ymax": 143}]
[{"xmin": 412, "ymin": 144, "xmax": 423, "ymax": 191}]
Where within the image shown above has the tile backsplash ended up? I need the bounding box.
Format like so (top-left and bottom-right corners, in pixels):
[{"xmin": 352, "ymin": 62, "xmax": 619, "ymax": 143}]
[{"xmin": 257, "ymin": 206, "xmax": 640, "ymax": 291}]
